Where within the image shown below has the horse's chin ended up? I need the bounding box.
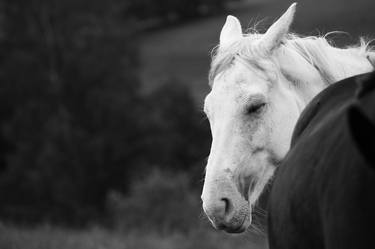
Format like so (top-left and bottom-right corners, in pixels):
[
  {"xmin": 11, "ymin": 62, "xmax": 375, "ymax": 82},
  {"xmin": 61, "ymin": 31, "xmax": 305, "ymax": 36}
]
[
  {"xmin": 223, "ymin": 226, "xmax": 247, "ymax": 234},
  {"xmin": 221, "ymin": 210, "xmax": 251, "ymax": 234}
]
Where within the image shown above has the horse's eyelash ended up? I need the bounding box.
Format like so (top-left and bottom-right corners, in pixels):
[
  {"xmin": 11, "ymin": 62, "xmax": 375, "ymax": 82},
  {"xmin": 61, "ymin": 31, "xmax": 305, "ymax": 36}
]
[{"xmin": 246, "ymin": 102, "xmax": 266, "ymax": 114}]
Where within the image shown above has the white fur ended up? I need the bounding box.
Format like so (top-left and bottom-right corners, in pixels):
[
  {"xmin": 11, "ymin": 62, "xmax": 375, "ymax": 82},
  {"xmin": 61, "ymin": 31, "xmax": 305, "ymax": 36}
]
[
  {"xmin": 261, "ymin": 2, "xmax": 297, "ymax": 52},
  {"xmin": 220, "ymin": 15, "xmax": 243, "ymax": 48},
  {"xmin": 201, "ymin": 3, "xmax": 375, "ymax": 232}
]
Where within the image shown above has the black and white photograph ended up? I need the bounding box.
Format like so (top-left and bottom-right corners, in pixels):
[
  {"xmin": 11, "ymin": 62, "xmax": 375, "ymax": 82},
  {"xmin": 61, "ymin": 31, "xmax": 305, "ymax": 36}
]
[{"xmin": 0, "ymin": 0, "xmax": 374, "ymax": 248}]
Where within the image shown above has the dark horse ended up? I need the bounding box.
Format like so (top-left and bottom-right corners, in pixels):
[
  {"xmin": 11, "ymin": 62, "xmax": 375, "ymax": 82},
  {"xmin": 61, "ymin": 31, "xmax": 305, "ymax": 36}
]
[{"xmin": 268, "ymin": 72, "xmax": 375, "ymax": 249}]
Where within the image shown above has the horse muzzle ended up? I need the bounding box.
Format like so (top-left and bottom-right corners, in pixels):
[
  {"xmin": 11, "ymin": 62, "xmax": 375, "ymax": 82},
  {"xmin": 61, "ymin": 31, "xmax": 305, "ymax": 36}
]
[{"xmin": 202, "ymin": 178, "xmax": 251, "ymax": 233}]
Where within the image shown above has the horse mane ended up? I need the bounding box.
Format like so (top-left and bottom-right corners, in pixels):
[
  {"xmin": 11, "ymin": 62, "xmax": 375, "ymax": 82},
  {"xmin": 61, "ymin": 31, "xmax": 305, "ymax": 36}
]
[{"xmin": 209, "ymin": 32, "xmax": 374, "ymax": 87}]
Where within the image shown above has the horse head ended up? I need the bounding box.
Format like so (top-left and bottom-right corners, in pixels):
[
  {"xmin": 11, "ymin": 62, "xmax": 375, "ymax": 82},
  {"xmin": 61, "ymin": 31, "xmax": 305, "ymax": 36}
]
[
  {"xmin": 201, "ymin": 2, "xmax": 374, "ymax": 233},
  {"xmin": 201, "ymin": 3, "xmax": 304, "ymax": 233}
]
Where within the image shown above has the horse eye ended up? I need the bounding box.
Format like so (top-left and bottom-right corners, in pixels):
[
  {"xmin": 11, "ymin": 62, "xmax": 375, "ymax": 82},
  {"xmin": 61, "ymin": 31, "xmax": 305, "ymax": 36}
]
[{"xmin": 246, "ymin": 103, "xmax": 266, "ymax": 115}]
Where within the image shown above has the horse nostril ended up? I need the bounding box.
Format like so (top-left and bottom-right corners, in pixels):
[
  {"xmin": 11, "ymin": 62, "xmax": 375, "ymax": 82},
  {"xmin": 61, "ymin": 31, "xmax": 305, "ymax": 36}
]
[{"xmin": 221, "ymin": 197, "xmax": 233, "ymax": 216}]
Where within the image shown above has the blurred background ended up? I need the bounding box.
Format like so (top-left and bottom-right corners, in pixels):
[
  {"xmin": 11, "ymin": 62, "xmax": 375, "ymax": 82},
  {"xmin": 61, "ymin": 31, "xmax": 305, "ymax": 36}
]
[{"xmin": 0, "ymin": 0, "xmax": 374, "ymax": 248}]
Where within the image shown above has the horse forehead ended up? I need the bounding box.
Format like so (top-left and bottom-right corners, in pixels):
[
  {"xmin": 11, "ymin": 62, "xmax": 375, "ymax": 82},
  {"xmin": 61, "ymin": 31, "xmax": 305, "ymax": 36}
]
[
  {"xmin": 210, "ymin": 77, "xmax": 268, "ymax": 103},
  {"xmin": 207, "ymin": 83, "xmax": 246, "ymax": 108},
  {"xmin": 206, "ymin": 62, "xmax": 270, "ymax": 111},
  {"xmin": 214, "ymin": 61, "xmax": 270, "ymax": 90}
]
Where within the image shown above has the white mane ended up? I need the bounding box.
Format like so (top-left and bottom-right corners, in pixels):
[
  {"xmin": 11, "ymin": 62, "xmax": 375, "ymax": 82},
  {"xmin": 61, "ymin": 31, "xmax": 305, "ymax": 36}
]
[{"xmin": 209, "ymin": 33, "xmax": 374, "ymax": 87}]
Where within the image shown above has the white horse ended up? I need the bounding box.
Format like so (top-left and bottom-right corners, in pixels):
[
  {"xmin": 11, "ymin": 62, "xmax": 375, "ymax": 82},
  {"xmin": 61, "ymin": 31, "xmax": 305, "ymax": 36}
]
[{"xmin": 201, "ymin": 3, "xmax": 375, "ymax": 233}]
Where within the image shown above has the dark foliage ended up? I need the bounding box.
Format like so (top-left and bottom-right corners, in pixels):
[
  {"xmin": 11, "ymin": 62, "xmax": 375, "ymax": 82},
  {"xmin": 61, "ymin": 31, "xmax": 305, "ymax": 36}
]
[
  {"xmin": 0, "ymin": 0, "xmax": 211, "ymax": 226},
  {"xmin": 107, "ymin": 169, "xmax": 201, "ymax": 234}
]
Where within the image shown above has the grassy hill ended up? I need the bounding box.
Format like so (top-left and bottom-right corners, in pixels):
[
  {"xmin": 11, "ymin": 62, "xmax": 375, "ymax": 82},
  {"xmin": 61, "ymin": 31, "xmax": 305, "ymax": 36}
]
[{"xmin": 140, "ymin": 0, "xmax": 375, "ymax": 105}]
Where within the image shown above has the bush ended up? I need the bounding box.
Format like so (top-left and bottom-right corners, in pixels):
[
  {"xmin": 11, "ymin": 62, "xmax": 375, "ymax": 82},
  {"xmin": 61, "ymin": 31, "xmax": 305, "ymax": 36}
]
[{"xmin": 107, "ymin": 169, "xmax": 202, "ymax": 234}]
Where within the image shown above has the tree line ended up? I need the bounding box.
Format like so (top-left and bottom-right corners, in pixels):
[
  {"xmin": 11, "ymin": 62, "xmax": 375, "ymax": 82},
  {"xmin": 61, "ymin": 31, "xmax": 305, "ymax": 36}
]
[{"xmin": 0, "ymin": 0, "xmax": 221, "ymax": 225}]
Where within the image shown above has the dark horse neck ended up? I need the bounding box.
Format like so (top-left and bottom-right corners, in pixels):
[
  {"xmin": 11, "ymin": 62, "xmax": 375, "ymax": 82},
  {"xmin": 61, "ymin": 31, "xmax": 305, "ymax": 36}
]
[{"xmin": 268, "ymin": 72, "xmax": 375, "ymax": 249}]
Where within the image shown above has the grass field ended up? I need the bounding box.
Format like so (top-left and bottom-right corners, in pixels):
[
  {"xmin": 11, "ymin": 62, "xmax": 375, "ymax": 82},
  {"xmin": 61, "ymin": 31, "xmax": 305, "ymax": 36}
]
[
  {"xmin": 0, "ymin": 223, "xmax": 267, "ymax": 249},
  {"xmin": 140, "ymin": 0, "xmax": 375, "ymax": 105}
]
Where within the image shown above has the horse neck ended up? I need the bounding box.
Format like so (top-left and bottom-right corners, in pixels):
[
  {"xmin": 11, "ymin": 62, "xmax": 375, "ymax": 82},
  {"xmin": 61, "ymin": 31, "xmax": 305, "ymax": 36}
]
[
  {"xmin": 325, "ymin": 46, "xmax": 374, "ymax": 81},
  {"xmin": 292, "ymin": 43, "xmax": 374, "ymax": 109}
]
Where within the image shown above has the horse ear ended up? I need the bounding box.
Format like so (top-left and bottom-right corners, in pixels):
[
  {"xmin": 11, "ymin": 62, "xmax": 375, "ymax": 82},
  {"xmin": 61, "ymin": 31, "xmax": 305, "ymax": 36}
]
[
  {"xmin": 347, "ymin": 104, "xmax": 375, "ymax": 169},
  {"xmin": 220, "ymin": 15, "xmax": 242, "ymax": 48},
  {"xmin": 261, "ymin": 3, "xmax": 297, "ymax": 53}
]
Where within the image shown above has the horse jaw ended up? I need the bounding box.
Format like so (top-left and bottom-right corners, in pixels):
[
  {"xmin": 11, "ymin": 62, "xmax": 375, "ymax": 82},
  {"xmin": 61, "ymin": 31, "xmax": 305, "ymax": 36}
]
[
  {"xmin": 261, "ymin": 3, "xmax": 297, "ymax": 52},
  {"xmin": 220, "ymin": 15, "xmax": 242, "ymax": 48}
]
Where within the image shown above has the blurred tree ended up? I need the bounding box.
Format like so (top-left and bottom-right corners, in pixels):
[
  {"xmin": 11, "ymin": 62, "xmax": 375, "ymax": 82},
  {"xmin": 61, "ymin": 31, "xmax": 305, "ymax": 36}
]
[
  {"xmin": 140, "ymin": 80, "xmax": 210, "ymax": 171},
  {"xmin": 107, "ymin": 169, "xmax": 201, "ymax": 234},
  {"xmin": 0, "ymin": 0, "xmax": 211, "ymax": 226},
  {"xmin": 0, "ymin": 0, "xmax": 141, "ymax": 225}
]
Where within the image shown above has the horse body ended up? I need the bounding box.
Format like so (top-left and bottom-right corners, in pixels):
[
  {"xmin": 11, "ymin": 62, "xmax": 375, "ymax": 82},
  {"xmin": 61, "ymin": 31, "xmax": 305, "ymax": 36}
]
[
  {"xmin": 201, "ymin": 3, "xmax": 375, "ymax": 233},
  {"xmin": 268, "ymin": 73, "xmax": 375, "ymax": 249}
]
